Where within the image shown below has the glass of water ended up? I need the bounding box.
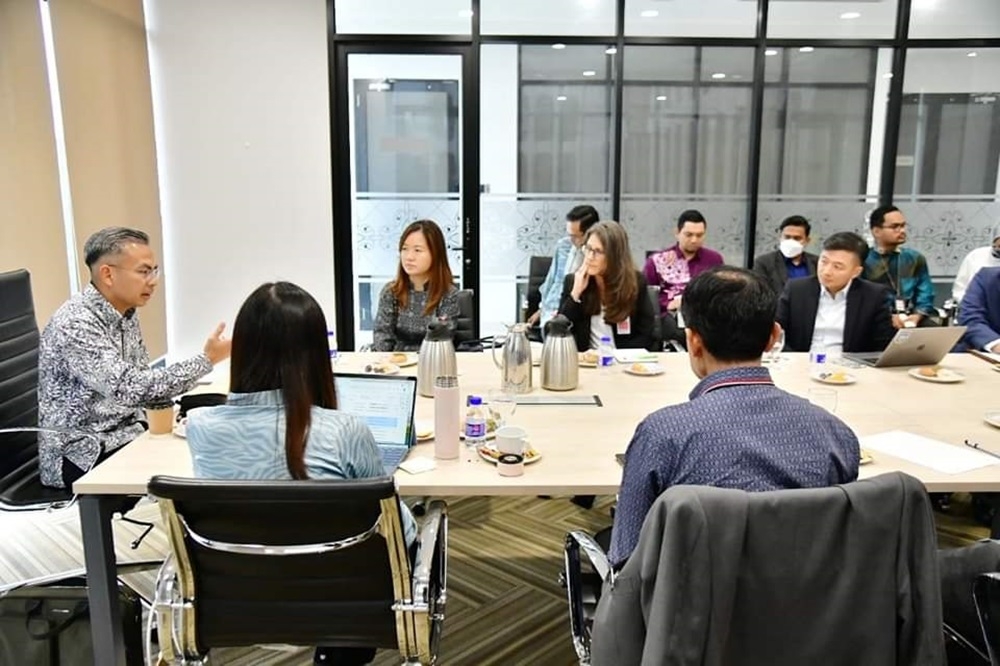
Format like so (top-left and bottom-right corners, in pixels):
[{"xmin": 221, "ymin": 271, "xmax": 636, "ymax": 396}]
[
  {"xmin": 807, "ymin": 388, "xmax": 838, "ymax": 414},
  {"xmin": 487, "ymin": 389, "xmax": 517, "ymax": 428},
  {"xmin": 767, "ymin": 327, "xmax": 786, "ymax": 364}
]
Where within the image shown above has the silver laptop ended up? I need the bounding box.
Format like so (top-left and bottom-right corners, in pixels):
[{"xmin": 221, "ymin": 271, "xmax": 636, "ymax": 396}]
[
  {"xmin": 842, "ymin": 326, "xmax": 967, "ymax": 368},
  {"xmin": 333, "ymin": 373, "xmax": 418, "ymax": 474}
]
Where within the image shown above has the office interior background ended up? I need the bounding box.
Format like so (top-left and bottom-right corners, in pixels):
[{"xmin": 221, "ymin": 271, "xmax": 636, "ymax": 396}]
[{"xmin": 1, "ymin": 0, "xmax": 999, "ymax": 358}]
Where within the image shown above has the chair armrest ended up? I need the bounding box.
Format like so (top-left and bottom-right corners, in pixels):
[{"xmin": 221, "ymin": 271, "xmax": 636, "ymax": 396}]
[
  {"xmin": 412, "ymin": 500, "xmax": 447, "ymax": 603},
  {"xmin": 567, "ymin": 530, "xmax": 613, "ymax": 585}
]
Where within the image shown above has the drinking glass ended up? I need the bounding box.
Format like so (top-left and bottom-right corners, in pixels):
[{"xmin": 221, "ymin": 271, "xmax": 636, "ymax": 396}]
[
  {"xmin": 487, "ymin": 389, "xmax": 517, "ymax": 428},
  {"xmin": 807, "ymin": 388, "xmax": 838, "ymax": 414},
  {"xmin": 767, "ymin": 328, "xmax": 785, "ymax": 364}
]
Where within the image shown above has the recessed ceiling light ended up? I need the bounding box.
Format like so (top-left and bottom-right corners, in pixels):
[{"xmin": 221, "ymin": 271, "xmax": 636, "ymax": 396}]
[
  {"xmin": 967, "ymin": 51, "xmax": 978, "ymax": 57},
  {"xmin": 552, "ymin": 43, "xmax": 566, "ymax": 50},
  {"xmin": 731, "ymin": 74, "xmax": 743, "ymax": 80},
  {"xmin": 711, "ymin": 72, "xmax": 726, "ymax": 79},
  {"xmin": 656, "ymin": 95, "xmax": 667, "ymax": 101},
  {"xmin": 799, "ymin": 46, "xmax": 815, "ymax": 53},
  {"xmin": 765, "ymin": 49, "xmax": 778, "ymax": 56},
  {"xmin": 840, "ymin": 11, "xmax": 861, "ymax": 19},
  {"xmin": 582, "ymin": 70, "xmax": 596, "ymax": 77},
  {"xmin": 640, "ymin": 10, "xmax": 659, "ymax": 18},
  {"xmin": 605, "ymin": 47, "xmax": 618, "ymax": 55},
  {"xmin": 883, "ymin": 72, "xmax": 893, "ymax": 79},
  {"xmin": 457, "ymin": 9, "xmax": 473, "ymax": 18},
  {"xmin": 556, "ymin": 95, "xmax": 567, "ymax": 101}
]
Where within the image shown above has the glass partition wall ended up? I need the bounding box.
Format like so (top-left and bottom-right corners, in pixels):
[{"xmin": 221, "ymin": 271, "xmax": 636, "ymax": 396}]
[{"xmin": 329, "ymin": 0, "xmax": 1000, "ymax": 349}]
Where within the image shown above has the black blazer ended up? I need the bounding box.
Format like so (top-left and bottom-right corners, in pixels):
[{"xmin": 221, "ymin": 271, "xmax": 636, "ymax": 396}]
[
  {"xmin": 558, "ymin": 271, "xmax": 656, "ymax": 352},
  {"xmin": 777, "ymin": 276, "xmax": 895, "ymax": 353},
  {"xmin": 752, "ymin": 250, "xmax": 819, "ymax": 296}
]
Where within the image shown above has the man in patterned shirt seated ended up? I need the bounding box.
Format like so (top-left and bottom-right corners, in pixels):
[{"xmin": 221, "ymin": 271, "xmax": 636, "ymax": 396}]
[
  {"xmin": 38, "ymin": 227, "xmax": 231, "ymax": 488},
  {"xmin": 607, "ymin": 266, "xmax": 860, "ymax": 569}
]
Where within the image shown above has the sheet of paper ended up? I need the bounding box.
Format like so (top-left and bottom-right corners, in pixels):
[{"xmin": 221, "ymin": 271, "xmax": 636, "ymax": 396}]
[
  {"xmin": 398, "ymin": 458, "xmax": 436, "ymax": 474},
  {"xmin": 859, "ymin": 430, "xmax": 1000, "ymax": 475},
  {"xmin": 514, "ymin": 394, "xmax": 602, "ymax": 406}
]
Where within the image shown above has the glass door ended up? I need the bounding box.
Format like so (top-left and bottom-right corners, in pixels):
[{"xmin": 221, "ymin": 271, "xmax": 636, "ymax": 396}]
[{"xmin": 332, "ymin": 45, "xmax": 478, "ymax": 350}]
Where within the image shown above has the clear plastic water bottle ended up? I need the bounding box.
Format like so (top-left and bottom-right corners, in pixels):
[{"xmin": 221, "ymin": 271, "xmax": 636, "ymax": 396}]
[
  {"xmin": 465, "ymin": 396, "xmax": 487, "ymax": 450},
  {"xmin": 598, "ymin": 335, "xmax": 614, "ymax": 370},
  {"xmin": 809, "ymin": 350, "xmax": 827, "ymax": 377},
  {"xmin": 327, "ymin": 331, "xmax": 338, "ymax": 365}
]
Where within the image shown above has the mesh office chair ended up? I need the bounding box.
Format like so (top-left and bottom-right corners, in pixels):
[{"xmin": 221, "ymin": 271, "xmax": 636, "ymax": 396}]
[{"xmin": 147, "ymin": 475, "xmax": 448, "ymax": 665}]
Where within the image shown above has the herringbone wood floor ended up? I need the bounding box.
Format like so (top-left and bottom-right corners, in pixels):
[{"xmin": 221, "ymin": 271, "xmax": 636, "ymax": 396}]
[{"xmin": 1, "ymin": 493, "xmax": 989, "ymax": 666}]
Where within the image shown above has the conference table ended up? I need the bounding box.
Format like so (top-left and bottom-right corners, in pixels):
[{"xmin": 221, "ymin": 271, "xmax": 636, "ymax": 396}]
[{"xmin": 74, "ymin": 351, "xmax": 1000, "ymax": 665}]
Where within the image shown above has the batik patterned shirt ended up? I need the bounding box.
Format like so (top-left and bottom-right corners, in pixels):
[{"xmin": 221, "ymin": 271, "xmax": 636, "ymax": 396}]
[
  {"xmin": 642, "ymin": 244, "xmax": 725, "ymax": 313},
  {"xmin": 608, "ymin": 366, "xmax": 859, "ymax": 568},
  {"xmin": 37, "ymin": 284, "xmax": 211, "ymax": 487},
  {"xmin": 372, "ymin": 283, "xmax": 460, "ymax": 352},
  {"xmin": 863, "ymin": 246, "xmax": 935, "ymax": 316}
]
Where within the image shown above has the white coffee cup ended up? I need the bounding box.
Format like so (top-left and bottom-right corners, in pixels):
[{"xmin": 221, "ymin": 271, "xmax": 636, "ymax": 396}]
[{"xmin": 495, "ymin": 425, "xmax": 526, "ymax": 455}]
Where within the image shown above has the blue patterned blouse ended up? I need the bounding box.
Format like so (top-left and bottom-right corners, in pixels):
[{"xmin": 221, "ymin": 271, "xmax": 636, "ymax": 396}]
[{"xmin": 186, "ymin": 390, "xmax": 416, "ymax": 545}]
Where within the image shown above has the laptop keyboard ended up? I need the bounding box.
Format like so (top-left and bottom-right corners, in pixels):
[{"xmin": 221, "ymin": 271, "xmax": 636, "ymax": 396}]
[{"xmin": 380, "ymin": 446, "xmax": 408, "ymax": 474}]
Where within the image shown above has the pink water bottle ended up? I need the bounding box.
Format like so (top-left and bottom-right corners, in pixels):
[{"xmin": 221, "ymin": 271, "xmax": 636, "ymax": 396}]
[{"xmin": 434, "ymin": 376, "xmax": 460, "ymax": 459}]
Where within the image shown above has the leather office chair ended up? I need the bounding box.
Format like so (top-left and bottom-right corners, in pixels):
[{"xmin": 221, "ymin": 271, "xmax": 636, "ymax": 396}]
[
  {"xmin": 0, "ymin": 269, "xmax": 102, "ymax": 511},
  {"xmin": 975, "ymin": 573, "xmax": 1000, "ymax": 666},
  {"xmin": 147, "ymin": 475, "xmax": 448, "ymax": 665},
  {"xmin": 645, "ymin": 285, "xmax": 663, "ymax": 352},
  {"xmin": 564, "ymin": 472, "xmax": 944, "ymax": 666},
  {"xmin": 526, "ymin": 256, "xmax": 553, "ymax": 341},
  {"xmin": 453, "ymin": 288, "xmax": 476, "ymax": 347}
]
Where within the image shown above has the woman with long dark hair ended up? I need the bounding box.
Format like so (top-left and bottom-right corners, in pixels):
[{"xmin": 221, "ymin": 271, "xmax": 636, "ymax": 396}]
[
  {"xmin": 372, "ymin": 219, "xmax": 459, "ymax": 351},
  {"xmin": 558, "ymin": 221, "xmax": 655, "ymax": 352},
  {"xmin": 187, "ymin": 282, "xmax": 416, "ymax": 665}
]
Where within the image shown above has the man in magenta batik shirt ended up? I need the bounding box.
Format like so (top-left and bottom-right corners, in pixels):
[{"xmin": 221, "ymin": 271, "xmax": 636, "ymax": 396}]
[{"xmin": 643, "ymin": 209, "xmax": 724, "ymax": 322}]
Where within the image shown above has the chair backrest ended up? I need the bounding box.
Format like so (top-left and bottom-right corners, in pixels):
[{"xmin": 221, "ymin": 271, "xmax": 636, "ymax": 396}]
[
  {"xmin": 147, "ymin": 475, "xmax": 411, "ymax": 652},
  {"xmin": 975, "ymin": 573, "xmax": 1000, "ymax": 666},
  {"xmin": 0, "ymin": 270, "xmax": 42, "ymax": 482},
  {"xmin": 526, "ymin": 255, "xmax": 553, "ymax": 318},
  {"xmin": 592, "ymin": 472, "xmax": 944, "ymax": 665},
  {"xmin": 454, "ymin": 289, "xmax": 475, "ymax": 344},
  {"xmin": 645, "ymin": 285, "xmax": 663, "ymax": 351}
]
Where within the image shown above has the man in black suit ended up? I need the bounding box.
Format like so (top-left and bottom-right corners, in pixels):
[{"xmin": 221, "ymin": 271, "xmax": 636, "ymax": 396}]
[
  {"xmin": 752, "ymin": 215, "xmax": 819, "ymax": 295},
  {"xmin": 777, "ymin": 231, "xmax": 895, "ymax": 354}
]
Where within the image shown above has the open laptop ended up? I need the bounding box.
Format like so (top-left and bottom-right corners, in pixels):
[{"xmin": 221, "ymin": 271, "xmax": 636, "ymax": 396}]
[
  {"xmin": 333, "ymin": 373, "xmax": 418, "ymax": 474},
  {"xmin": 842, "ymin": 325, "xmax": 967, "ymax": 368}
]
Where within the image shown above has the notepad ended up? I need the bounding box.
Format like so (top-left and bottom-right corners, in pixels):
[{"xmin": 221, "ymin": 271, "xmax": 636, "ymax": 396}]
[
  {"xmin": 859, "ymin": 430, "xmax": 1000, "ymax": 475},
  {"xmin": 614, "ymin": 350, "xmax": 659, "ymax": 363},
  {"xmin": 514, "ymin": 394, "xmax": 602, "ymax": 406}
]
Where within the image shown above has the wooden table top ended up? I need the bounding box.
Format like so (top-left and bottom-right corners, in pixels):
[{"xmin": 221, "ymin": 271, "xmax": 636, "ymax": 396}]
[{"xmin": 74, "ymin": 352, "xmax": 1000, "ymax": 496}]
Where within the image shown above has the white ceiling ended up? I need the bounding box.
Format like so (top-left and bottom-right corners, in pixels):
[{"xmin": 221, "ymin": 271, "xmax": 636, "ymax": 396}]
[{"xmin": 335, "ymin": 0, "xmax": 999, "ymax": 39}]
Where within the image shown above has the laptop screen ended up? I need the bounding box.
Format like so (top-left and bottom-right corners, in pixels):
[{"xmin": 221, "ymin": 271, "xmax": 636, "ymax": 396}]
[{"xmin": 333, "ymin": 373, "xmax": 417, "ymax": 447}]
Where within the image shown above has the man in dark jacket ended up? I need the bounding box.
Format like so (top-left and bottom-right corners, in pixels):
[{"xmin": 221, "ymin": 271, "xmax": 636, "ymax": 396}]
[
  {"xmin": 777, "ymin": 231, "xmax": 895, "ymax": 354},
  {"xmin": 752, "ymin": 214, "xmax": 819, "ymax": 296}
]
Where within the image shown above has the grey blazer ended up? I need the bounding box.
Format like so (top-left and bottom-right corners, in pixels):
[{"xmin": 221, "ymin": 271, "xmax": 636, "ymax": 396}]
[
  {"xmin": 752, "ymin": 249, "xmax": 819, "ymax": 296},
  {"xmin": 590, "ymin": 473, "xmax": 943, "ymax": 666}
]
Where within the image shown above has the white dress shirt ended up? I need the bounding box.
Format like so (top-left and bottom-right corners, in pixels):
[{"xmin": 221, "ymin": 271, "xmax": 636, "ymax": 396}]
[
  {"xmin": 590, "ymin": 310, "xmax": 616, "ymax": 350},
  {"xmin": 810, "ymin": 281, "xmax": 850, "ymax": 354}
]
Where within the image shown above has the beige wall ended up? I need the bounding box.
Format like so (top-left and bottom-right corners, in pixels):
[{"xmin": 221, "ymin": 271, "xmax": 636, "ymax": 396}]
[
  {"xmin": 0, "ymin": 0, "xmax": 71, "ymax": 324},
  {"xmin": 48, "ymin": 0, "xmax": 167, "ymax": 357}
]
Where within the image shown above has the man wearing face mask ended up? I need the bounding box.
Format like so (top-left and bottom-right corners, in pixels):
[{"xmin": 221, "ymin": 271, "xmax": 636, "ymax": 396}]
[
  {"xmin": 752, "ymin": 215, "xmax": 819, "ymax": 295},
  {"xmin": 952, "ymin": 221, "xmax": 1000, "ymax": 303},
  {"xmin": 777, "ymin": 232, "xmax": 895, "ymax": 354}
]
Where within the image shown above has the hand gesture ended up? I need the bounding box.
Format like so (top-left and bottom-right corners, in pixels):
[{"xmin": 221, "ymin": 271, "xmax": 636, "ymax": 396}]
[
  {"xmin": 571, "ymin": 264, "xmax": 590, "ymax": 301},
  {"xmin": 526, "ymin": 310, "xmax": 541, "ymax": 326},
  {"xmin": 203, "ymin": 322, "xmax": 231, "ymax": 365}
]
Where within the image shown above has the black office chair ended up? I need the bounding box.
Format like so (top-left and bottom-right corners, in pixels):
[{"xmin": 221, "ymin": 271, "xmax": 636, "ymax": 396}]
[
  {"xmin": 975, "ymin": 573, "xmax": 1000, "ymax": 666},
  {"xmin": 147, "ymin": 475, "xmax": 448, "ymax": 665},
  {"xmin": 454, "ymin": 288, "xmax": 476, "ymax": 347},
  {"xmin": 526, "ymin": 256, "xmax": 553, "ymax": 341},
  {"xmin": 645, "ymin": 285, "xmax": 662, "ymax": 352},
  {"xmin": 0, "ymin": 269, "xmax": 103, "ymax": 511}
]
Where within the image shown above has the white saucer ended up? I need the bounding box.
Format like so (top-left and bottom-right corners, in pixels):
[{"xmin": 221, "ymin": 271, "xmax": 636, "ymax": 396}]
[
  {"xmin": 811, "ymin": 371, "xmax": 856, "ymax": 385},
  {"xmin": 985, "ymin": 411, "xmax": 1000, "ymax": 429},
  {"xmin": 907, "ymin": 367, "xmax": 964, "ymax": 384},
  {"xmin": 624, "ymin": 362, "xmax": 665, "ymax": 377}
]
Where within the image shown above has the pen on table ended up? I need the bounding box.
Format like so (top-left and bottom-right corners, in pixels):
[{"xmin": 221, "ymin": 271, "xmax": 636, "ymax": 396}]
[{"xmin": 964, "ymin": 439, "xmax": 1000, "ymax": 461}]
